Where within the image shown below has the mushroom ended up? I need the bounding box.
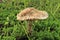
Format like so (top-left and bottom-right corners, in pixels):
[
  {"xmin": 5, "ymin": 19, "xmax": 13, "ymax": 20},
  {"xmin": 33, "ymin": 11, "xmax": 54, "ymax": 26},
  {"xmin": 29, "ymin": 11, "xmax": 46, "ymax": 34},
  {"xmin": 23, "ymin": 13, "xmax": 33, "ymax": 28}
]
[
  {"xmin": 17, "ymin": 7, "xmax": 48, "ymax": 35},
  {"xmin": 0, "ymin": 0, "xmax": 2, "ymax": 3}
]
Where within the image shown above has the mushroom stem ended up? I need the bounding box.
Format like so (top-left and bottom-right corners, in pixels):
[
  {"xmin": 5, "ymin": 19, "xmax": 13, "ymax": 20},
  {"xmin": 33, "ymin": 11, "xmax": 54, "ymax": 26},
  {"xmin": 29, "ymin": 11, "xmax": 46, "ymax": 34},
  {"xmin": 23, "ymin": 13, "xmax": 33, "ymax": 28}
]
[{"xmin": 27, "ymin": 20, "xmax": 33, "ymax": 35}]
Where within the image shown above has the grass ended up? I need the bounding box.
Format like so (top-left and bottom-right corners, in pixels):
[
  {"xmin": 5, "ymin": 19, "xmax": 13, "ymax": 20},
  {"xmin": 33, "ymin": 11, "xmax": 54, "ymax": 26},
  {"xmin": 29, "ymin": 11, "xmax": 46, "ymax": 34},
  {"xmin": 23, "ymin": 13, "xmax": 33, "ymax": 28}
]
[{"xmin": 0, "ymin": 0, "xmax": 60, "ymax": 40}]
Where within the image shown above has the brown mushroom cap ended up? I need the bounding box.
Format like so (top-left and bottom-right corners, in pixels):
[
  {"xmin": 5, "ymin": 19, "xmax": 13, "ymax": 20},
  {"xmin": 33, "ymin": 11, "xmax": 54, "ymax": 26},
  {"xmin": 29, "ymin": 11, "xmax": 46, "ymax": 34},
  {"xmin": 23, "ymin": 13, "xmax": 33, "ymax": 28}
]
[{"xmin": 17, "ymin": 8, "xmax": 48, "ymax": 21}]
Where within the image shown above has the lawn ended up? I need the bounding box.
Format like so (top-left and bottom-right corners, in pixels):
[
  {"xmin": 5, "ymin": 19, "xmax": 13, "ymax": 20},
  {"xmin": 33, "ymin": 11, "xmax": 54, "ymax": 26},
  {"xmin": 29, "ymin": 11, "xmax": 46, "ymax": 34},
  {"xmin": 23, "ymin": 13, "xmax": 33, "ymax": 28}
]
[{"xmin": 0, "ymin": 0, "xmax": 60, "ymax": 40}]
